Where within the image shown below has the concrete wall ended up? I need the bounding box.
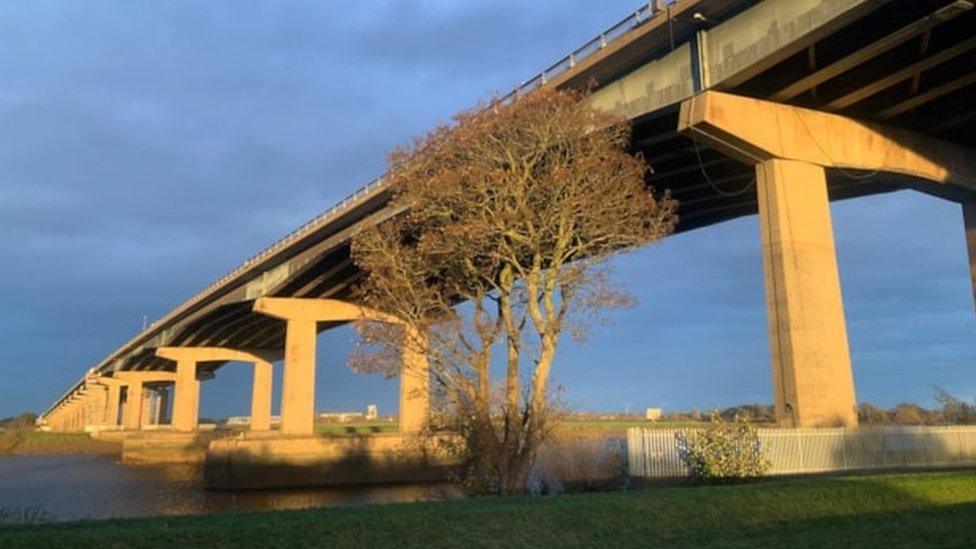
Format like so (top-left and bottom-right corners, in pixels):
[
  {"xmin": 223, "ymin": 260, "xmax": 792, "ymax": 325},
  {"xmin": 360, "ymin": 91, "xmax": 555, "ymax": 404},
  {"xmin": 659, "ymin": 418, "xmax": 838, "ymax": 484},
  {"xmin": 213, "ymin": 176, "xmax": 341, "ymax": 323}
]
[
  {"xmin": 204, "ymin": 433, "xmax": 459, "ymax": 490},
  {"xmin": 628, "ymin": 426, "xmax": 976, "ymax": 478}
]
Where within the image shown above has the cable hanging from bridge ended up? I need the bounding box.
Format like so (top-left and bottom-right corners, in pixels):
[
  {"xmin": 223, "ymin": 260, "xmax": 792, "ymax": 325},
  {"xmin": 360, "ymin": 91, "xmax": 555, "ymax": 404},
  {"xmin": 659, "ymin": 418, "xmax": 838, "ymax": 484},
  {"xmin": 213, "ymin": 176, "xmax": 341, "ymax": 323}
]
[
  {"xmin": 790, "ymin": 108, "xmax": 884, "ymax": 181},
  {"xmin": 690, "ymin": 133, "xmax": 757, "ymax": 198}
]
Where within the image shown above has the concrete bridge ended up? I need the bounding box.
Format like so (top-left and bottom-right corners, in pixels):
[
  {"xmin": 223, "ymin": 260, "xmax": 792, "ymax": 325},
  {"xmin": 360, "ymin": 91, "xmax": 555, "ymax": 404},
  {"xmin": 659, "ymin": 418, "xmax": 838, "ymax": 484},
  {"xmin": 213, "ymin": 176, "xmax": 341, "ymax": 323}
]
[{"xmin": 41, "ymin": 0, "xmax": 976, "ymax": 441}]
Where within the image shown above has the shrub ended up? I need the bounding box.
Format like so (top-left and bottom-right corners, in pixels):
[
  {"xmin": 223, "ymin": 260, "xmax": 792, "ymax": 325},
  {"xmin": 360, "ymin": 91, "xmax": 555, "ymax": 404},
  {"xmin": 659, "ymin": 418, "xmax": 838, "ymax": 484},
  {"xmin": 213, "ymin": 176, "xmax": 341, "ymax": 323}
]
[
  {"xmin": 935, "ymin": 388, "xmax": 976, "ymax": 425},
  {"xmin": 0, "ymin": 430, "xmax": 22, "ymax": 453},
  {"xmin": 0, "ymin": 412, "xmax": 37, "ymax": 430},
  {"xmin": 676, "ymin": 412, "xmax": 770, "ymax": 483}
]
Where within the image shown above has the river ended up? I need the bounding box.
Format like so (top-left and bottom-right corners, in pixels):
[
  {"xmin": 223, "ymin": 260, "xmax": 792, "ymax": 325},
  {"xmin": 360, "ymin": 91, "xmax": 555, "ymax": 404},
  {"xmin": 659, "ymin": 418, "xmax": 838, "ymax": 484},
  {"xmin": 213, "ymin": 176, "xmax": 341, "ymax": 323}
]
[{"xmin": 0, "ymin": 454, "xmax": 461, "ymax": 523}]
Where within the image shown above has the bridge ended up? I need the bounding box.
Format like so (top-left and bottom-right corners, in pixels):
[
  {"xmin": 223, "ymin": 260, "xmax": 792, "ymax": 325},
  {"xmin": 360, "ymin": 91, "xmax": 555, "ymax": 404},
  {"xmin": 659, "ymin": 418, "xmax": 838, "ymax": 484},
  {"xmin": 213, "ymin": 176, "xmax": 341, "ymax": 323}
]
[{"xmin": 41, "ymin": 0, "xmax": 976, "ymax": 440}]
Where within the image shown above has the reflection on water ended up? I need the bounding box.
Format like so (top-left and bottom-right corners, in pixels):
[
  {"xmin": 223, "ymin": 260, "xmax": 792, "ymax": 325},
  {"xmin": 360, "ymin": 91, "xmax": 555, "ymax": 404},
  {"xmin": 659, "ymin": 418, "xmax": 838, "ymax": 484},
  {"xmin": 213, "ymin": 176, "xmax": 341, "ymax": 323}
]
[{"xmin": 0, "ymin": 455, "xmax": 462, "ymax": 523}]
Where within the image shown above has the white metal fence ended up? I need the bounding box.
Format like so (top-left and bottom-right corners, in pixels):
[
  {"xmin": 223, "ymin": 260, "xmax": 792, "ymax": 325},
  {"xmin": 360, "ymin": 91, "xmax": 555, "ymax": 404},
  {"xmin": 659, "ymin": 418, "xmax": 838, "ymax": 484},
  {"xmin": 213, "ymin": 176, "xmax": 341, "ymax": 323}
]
[{"xmin": 627, "ymin": 426, "xmax": 976, "ymax": 478}]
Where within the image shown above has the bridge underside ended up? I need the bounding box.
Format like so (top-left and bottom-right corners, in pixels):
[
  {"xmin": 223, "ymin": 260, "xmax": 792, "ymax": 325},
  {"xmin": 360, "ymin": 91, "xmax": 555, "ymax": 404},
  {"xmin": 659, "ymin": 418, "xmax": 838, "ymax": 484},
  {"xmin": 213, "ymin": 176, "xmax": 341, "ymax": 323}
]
[{"xmin": 628, "ymin": 0, "xmax": 976, "ymax": 233}]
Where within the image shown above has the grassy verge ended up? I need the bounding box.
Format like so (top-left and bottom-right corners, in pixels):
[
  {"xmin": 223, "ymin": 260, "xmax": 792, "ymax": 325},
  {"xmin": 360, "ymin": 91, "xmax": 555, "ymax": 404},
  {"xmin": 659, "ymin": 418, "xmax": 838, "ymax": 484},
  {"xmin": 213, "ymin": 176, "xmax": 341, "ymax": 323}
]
[
  {"xmin": 0, "ymin": 430, "xmax": 120, "ymax": 456},
  {"xmin": 2, "ymin": 471, "xmax": 974, "ymax": 547},
  {"xmin": 314, "ymin": 421, "xmax": 399, "ymax": 436},
  {"xmin": 311, "ymin": 419, "xmax": 708, "ymax": 437}
]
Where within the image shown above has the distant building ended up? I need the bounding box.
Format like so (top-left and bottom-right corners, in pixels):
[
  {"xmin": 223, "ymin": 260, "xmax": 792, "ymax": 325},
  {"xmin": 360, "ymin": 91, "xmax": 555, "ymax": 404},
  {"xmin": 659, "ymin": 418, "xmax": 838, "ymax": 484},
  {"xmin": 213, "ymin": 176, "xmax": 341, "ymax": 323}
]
[
  {"xmin": 365, "ymin": 404, "xmax": 378, "ymax": 420},
  {"xmin": 319, "ymin": 412, "xmax": 365, "ymax": 423},
  {"xmin": 226, "ymin": 415, "xmax": 281, "ymax": 427},
  {"xmin": 645, "ymin": 407, "xmax": 663, "ymax": 421}
]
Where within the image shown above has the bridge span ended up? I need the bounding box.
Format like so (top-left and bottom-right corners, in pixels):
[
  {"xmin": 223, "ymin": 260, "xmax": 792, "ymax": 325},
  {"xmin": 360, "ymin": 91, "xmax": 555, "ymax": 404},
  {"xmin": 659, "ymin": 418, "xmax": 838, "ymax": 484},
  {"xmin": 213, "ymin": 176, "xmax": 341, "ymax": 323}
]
[{"xmin": 42, "ymin": 0, "xmax": 976, "ymax": 437}]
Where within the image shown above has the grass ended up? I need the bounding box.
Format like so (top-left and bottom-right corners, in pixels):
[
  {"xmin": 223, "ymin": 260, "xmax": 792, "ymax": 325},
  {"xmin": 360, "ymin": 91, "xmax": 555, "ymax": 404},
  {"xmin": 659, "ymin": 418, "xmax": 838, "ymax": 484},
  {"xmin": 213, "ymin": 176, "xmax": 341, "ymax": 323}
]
[
  {"xmin": 311, "ymin": 418, "xmax": 707, "ymax": 437},
  {"xmin": 15, "ymin": 431, "xmax": 93, "ymax": 443},
  {"xmin": 2, "ymin": 471, "xmax": 974, "ymax": 547},
  {"xmin": 0, "ymin": 430, "xmax": 119, "ymax": 456},
  {"xmin": 314, "ymin": 421, "xmax": 399, "ymax": 436},
  {"xmin": 310, "ymin": 419, "xmax": 703, "ymax": 436}
]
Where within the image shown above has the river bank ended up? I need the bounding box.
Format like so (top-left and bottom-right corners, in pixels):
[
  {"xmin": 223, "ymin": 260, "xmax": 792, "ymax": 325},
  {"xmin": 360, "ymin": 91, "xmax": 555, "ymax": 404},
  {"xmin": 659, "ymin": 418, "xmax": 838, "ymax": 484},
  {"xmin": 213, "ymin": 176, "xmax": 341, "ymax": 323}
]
[
  {"xmin": 2, "ymin": 471, "xmax": 974, "ymax": 547},
  {"xmin": 0, "ymin": 430, "xmax": 120, "ymax": 456}
]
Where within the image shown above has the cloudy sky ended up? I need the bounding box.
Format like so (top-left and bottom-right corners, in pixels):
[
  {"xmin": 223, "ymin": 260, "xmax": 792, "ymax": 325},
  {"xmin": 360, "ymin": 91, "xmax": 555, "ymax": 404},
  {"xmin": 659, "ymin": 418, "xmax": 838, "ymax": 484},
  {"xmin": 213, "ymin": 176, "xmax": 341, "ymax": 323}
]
[{"xmin": 1, "ymin": 1, "xmax": 974, "ymax": 419}]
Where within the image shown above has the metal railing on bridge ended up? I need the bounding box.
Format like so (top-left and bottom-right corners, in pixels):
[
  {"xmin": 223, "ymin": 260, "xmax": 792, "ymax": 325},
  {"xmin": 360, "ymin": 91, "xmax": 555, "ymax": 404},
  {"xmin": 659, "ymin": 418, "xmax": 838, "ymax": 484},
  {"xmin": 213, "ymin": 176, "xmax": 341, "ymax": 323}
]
[
  {"xmin": 628, "ymin": 426, "xmax": 976, "ymax": 478},
  {"xmin": 502, "ymin": 0, "xmax": 678, "ymax": 102},
  {"xmin": 142, "ymin": 1, "xmax": 681, "ymax": 336}
]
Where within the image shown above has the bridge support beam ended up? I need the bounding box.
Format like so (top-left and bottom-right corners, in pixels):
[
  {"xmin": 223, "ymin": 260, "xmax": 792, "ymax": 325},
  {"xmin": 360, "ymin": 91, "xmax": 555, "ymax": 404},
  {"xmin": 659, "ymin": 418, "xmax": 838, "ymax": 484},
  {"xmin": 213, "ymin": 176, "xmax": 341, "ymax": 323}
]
[
  {"xmin": 72, "ymin": 397, "xmax": 86, "ymax": 431},
  {"xmin": 679, "ymin": 91, "xmax": 976, "ymax": 427},
  {"xmin": 250, "ymin": 357, "xmax": 274, "ymax": 432},
  {"xmin": 84, "ymin": 385, "xmax": 107, "ymax": 431},
  {"xmin": 172, "ymin": 357, "xmax": 201, "ymax": 432},
  {"xmin": 281, "ymin": 318, "xmax": 317, "ymax": 435},
  {"xmin": 98, "ymin": 378, "xmax": 125, "ymax": 429},
  {"xmin": 756, "ymin": 159, "xmax": 857, "ymax": 427},
  {"xmin": 156, "ymin": 347, "xmax": 275, "ymax": 432},
  {"xmin": 400, "ymin": 325, "xmax": 430, "ymax": 433},
  {"xmin": 107, "ymin": 384, "xmax": 121, "ymax": 427},
  {"xmin": 123, "ymin": 381, "xmax": 143, "ymax": 430},
  {"xmin": 113, "ymin": 371, "xmax": 177, "ymax": 431},
  {"xmin": 254, "ymin": 297, "xmax": 430, "ymax": 436},
  {"xmin": 963, "ymin": 202, "xmax": 976, "ymax": 316},
  {"xmin": 63, "ymin": 398, "xmax": 80, "ymax": 431}
]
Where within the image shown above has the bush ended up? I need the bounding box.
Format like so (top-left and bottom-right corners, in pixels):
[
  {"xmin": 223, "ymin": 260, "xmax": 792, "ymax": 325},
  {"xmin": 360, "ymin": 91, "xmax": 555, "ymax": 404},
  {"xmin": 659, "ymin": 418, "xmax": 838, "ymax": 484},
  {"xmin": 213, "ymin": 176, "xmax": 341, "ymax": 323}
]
[
  {"xmin": 0, "ymin": 413, "xmax": 37, "ymax": 430},
  {"xmin": 0, "ymin": 430, "xmax": 22, "ymax": 453},
  {"xmin": 676, "ymin": 412, "xmax": 770, "ymax": 483},
  {"xmin": 936, "ymin": 388, "xmax": 976, "ymax": 425}
]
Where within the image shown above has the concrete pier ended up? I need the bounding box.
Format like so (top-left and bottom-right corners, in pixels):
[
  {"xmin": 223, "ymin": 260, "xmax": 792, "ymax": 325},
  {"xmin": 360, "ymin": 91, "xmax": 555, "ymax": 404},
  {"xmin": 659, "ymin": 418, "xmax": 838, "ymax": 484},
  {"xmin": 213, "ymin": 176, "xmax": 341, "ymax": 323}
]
[
  {"xmin": 204, "ymin": 433, "xmax": 458, "ymax": 490},
  {"xmin": 121, "ymin": 431, "xmax": 218, "ymax": 465}
]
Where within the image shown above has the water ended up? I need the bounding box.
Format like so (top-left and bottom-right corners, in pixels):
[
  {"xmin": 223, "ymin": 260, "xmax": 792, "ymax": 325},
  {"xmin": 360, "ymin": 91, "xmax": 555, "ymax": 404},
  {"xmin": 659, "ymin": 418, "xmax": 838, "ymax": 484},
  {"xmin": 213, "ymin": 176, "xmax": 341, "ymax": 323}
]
[{"xmin": 0, "ymin": 455, "xmax": 461, "ymax": 523}]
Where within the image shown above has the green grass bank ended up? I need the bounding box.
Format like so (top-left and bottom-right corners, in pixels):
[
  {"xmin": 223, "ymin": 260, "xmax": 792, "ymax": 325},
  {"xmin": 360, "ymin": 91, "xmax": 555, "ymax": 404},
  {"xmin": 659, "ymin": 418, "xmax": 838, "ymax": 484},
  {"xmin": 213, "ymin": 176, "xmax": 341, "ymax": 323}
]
[
  {"xmin": 0, "ymin": 430, "xmax": 119, "ymax": 456},
  {"xmin": 2, "ymin": 471, "xmax": 974, "ymax": 548}
]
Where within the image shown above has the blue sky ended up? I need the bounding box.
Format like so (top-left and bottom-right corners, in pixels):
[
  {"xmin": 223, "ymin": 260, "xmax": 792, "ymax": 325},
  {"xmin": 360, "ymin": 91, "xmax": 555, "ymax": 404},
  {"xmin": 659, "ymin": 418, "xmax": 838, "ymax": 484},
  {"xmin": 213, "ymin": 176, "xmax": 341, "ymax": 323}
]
[{"xmin": 1, "ymin": 1, "xmax": 974, "ymax": 419}]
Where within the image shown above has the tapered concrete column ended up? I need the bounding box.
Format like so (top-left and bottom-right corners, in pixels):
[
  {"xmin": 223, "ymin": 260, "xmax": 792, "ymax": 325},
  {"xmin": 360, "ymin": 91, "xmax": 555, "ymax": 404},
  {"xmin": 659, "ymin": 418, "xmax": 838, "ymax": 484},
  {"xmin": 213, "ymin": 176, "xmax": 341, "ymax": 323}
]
[
  {"xmin": 280, "ymin": 319, "xmax": 317, "ymax": 434},
  {"xmin": 399, "ymin": 326, "xmax": 430, "ymax": 433},
  {"xmin": 962, "ymin": 202, "xmax": 976, "ymax": 316},
  {"xmin": 83, "ymin": 396, "xmax": 91, "ymax": 429},
  {"xmin": 71, "ymin": 397, "xmax": 85, "ymax": 431},
  {"xmin": 757, "ymin": 159, "xmax": 857, "ymax": 428},
  {"xmin": 97, "ymin": 377, "xmax": 126, "ymax": 429},
  {"xmin": 86, "ymin": 387, "xmax": 107, "ymax": 430},
  {"xmin": 250, "ymin": 359, "xmax": 273, "ymax": 431},
  {"xmin": 171, "ymin": 359, "xmax": 201, "ymax": 432},
  {"xmin": 74, "ymin": 396, "xmax": 85, "ymax": 430},
  {"xmin": 123, "ymin": 380, "xmax": 144, "ymax": 430},
  {"xmin": 105, "ymin": 383, "xmax": 121, "ymax": 427},
  {"xmin": 141, "ymin": 389, "xmax": 155, "ymax": 427},
  {"xmin": 157, "ymin": 387, "xmax": 171, "ymax": 425}
]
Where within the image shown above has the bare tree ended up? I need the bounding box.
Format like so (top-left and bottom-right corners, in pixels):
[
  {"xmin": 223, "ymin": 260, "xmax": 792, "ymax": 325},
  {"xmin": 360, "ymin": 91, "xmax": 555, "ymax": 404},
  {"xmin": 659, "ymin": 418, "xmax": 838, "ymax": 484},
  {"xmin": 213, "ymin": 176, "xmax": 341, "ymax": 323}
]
[{"xmin": 351, "ymin": 87, "xmax": 677, "ymax": 494}]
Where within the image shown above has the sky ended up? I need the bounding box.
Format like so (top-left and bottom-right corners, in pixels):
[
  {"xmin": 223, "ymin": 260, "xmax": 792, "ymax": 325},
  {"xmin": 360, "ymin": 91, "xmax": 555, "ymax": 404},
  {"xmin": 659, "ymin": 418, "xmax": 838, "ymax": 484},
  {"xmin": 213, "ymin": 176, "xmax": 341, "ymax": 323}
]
[{"xmin": 1, "ymin": 1, "xmax": 974, "ymax": 419}]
